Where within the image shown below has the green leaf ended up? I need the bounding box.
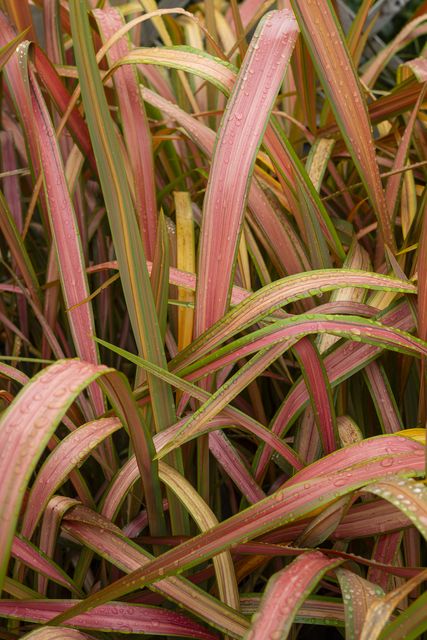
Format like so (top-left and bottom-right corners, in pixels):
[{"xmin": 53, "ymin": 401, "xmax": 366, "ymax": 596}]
[{"xmin": 68, "ymin": 1, "xmax": 188, "ymax": 534}]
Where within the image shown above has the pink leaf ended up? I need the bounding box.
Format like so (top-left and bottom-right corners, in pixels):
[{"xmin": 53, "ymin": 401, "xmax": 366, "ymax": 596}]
[
  {"xmin": 63, "ymin": 506, "xmax": 249, "ymax": 638},
  {"xmin": 195, "ymin": 9, "xmax": 299, "ymax": 335},
  {"xmin": 94, "ymin": 8, "xmax": 157, "ymax": 259},
  {"xmin": 246, "ymin": 551, "xmax": 342, "ymax": 638},
  {"xmin": 0, "ymin": 359, "xmax": 110, "ymax": 592},
  {"xmin": 209, "ymin": 431, "xmax": 265, "ymax": 504},
  {"xmin": 49, "ymin": 446, "xmax": 424, "ymax": 625},
  {"xmin": 21, "ymin": 418, "xmax": 121, "ymax": 539},
  {"xmin": 175, "ymin": 271, "xmax": 415, "ymax": 372},
  {"xmin": 140, "ymin": 86, "xmax": 309, "ymax": 277},
  {"xmin": 11, "ymin": 536, "xmax": 78, "ymax": 594},
  {"xmin": 255, "ymin": 301, "xmax": 413, "ymax": 479},
  {"xmin": 0, "ymin": 600, "xmax": 216, "ymax": 639}
]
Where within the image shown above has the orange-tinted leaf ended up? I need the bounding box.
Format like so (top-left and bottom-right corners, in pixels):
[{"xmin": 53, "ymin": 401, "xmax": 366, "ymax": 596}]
[{"xmin": 290, "ymin": 0, "xmax": 394, "ymax": 250}]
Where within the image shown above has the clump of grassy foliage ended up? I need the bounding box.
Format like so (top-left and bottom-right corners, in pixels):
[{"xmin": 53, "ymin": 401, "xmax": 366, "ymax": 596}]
[{"xmin": 0, "ymin": 0, "xmax": 427, "ymax": 638}]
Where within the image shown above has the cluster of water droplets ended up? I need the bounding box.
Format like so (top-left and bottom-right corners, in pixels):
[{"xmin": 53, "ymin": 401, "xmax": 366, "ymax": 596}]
[
  {"xmin": 16, "ymin": 42, "xmax": 28, "ymax": 81},
  {"xmin": 369, "ymin": 477, "xmax": 427, "ymax": 532}
]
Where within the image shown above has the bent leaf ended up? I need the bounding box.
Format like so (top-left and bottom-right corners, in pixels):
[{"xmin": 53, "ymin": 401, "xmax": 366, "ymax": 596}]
[
  {"xmin": 246, "ymin": 551, "xmax": 342, "ymax": 638},
  {"xmin": 0, "ymin": 600, "xmax": 217, "ymax": 639},
  {"xmin": 0, "ymin": 360, "xmax": 110, "ymax": 592},
  {"xmin": 49, "ymin": 448, "xmax": 424, "ymax": 625}
]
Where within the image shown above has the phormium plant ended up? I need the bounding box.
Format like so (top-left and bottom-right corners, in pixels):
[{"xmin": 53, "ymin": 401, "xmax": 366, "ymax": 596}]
[{"xmin": 0, "ymin": 0, "xmax": 426, "ymax": 638}]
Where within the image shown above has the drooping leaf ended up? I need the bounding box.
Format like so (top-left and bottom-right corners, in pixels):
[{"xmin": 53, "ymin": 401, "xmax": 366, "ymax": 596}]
[
  {"xmin": 0, "ymin": 600, "xmax": 217, "ymax": 639},
  {"xmin": 11, "ymin": 535, "xmax": 79, "ymax": 596},
  {"xmin": 94, "ymin": 336, "xmax": 304, "ymax": 471},
  {"xmin": 158, "ymin": 461, "xmax": 239, "ymax": 610},
  {"xmin": 0, "ymin": 359, "xmax": 111, "ymax": 592},
  {"xmin": 49, "ymin": 447, "xmax": 424, "ymax": 625},
  {"xmin": 365, "ymin": 477, "xmax": 427, "ymax": 541},
  {"xmin": 336, "ymin": 568, "xmax": 384, "ymax": 640},
  {"xmin": 255, "ymin": 301, "xmax": 414, "ymax": 479},
  {"xmin": 21, "ymin": 417, "xmax": 122, "ymax": 539},
  {"xmin": 18, "ymin": 43, "xmax": 104, "ymax": 417},
  {"xmin": 171, "ymin": 270, "xmax": 415, "ymax": 371},
  {"xmin": 62, "ymin": 506, "xmax": 249, "ymax": 638},
  {"xmin": 245, "ymin": 551, "xmax": 342, "ymax": 639}
]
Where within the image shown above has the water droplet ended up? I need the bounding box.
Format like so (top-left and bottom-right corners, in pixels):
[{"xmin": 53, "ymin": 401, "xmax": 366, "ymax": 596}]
[
  {"xmin": 47, "ymin": 399, "xmax": 67, "ymax": 410},
  {"xmin": 53, "ymin": 387, "xmax": 67, "ymax": 398},
  {"xmin": 33, "ymin": 416, "xmax": 47, "ymax": 430},
  {"xmin": 334, "ymin": 477, "xmax": 346, "ymax": 487}
]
